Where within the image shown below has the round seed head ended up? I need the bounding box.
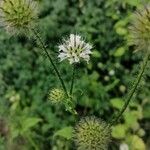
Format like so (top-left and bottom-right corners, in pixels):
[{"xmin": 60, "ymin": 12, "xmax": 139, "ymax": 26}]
[
  {"xmin": 129, "ymin": 5, "xmax": 150, "ymax": 52},
  {"xmin": 48, "ymin": 88, "xmax": 65, "ymax": 104},
  {"xmin": 0, "ymin": 0, "xmax": 38, "ymax": 34},
  {"xmin": 74, "ymin": 116, "xmax": 111, "ymax": 150}
]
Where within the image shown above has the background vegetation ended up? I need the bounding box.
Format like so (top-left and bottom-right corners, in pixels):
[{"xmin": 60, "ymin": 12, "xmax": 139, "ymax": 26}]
[{"xmin": 0, "ymin": 0, "xmax": 150, "ymax": 149}]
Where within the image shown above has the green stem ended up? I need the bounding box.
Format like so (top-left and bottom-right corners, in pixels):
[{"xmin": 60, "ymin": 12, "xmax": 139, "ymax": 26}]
[
  {"xmin": 110, "ymin": 52, "xmax": 150, "ymax": 126},
  {"xmin": 27, "ymin": 135, "xmax": 39, "ymax": 150},
  {"xmin": 32, "ymin": 29, "xmax": 68, "ymax": 97},
  {"xmin": 70, "ymin": 65, "xmax": 75, "ymax": 95}
]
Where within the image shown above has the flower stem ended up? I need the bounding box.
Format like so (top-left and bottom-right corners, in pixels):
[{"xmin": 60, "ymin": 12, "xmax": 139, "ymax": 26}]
[
  {"xmin": 110, "ymin": 52, "xmax": 150, "ymax": 126},
  {"xmin": 70, "ymin": 65, "xmax": 76, "ymax": 95},
  {"xmin": 27, "ymin": 135, "xmax": 39, "ymax": 150},
  {"xmin": 32, "ymin": 29, "xmax": 68, "ymax": 97}
]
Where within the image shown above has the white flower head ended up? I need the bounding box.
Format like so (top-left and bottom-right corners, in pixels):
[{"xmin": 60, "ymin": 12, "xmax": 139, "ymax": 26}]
[{"xmin": 58, "ymin": 34, "xmax": 92, "ymax": 64}]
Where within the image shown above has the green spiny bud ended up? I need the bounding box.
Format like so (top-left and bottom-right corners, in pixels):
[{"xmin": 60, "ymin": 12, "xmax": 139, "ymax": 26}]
[
  {"xmin": 0, "ymin": 0, "xmax": 38, "ymax": 34},
  {"xmin": 74, "ymin": 116, "xmax": 111, "ymax": 150},
  {"xmin": 129, "ymin": 5, "xmax": 150, "ymax": 52},
  {"xmin": 48, "ymin": 88, "xmax": 65, "ymax": 104}
]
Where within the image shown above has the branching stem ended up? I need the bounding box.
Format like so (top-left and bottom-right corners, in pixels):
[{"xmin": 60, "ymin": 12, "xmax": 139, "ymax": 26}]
[
  {"xmin": 32, "ymin": 29, "xmax": 68, "ymax": 97},
  {"xmin": 110, "ymin": 52, "xmax": 150, "ymax": 126},
  {"xmin": 70, "ymin": 65, "xmax": 76, "ymax": 95}
]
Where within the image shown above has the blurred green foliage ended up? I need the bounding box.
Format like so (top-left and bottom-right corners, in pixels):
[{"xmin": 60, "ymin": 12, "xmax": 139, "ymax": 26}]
[{"xmin": 0, "ymin": 0, "xmax": 150, "ymax": 149}]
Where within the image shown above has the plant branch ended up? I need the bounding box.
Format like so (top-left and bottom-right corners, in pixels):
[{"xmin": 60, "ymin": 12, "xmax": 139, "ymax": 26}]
[
  {"xmin": 27, "ymin": 135, "xmax": 39, "ymax": 150},
  {"xmin": 70, "ymin": 65, "xmax": 76, "ymax": 95},
  {"xmin": 32, "ymin": 29, "xmax": 68, "ymax": 97},
  {"xmin": 110, "ymin": 52, "xmax": 150, "ymax": 126}
]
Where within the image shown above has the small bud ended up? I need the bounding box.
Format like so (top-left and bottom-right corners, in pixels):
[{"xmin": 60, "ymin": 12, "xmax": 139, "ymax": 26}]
[
  {"xmin": 119, "ymin": 143, "xmax": 129, "ymax": 150},
  {"xmin": 109, "ymin": 70, "xmax": 115, "ymax": 76},
  {"xmin": 74, "ymin": 116, "xmax": 111, "ymax": 150},
  {"xmin": 129, "ymin": 5, "xmax": 150, "ymax": 52},
  {"xmin": 104, "ymin": 76, "xmax": 110, "ymax": 81},
  {"xmin": 0, "ymin": 0, "xmax": 38, "ymax": 34},
  {"xmin": 48, "ymin": 88, "xmax": 65, "ymax": 104},
  {"xmin": 138, "ymin": 128, "xmax": 145, "ymax": 137},
  {"xmin": 119, "ymin": 85, "xmax": 126, "ymax": 93}
]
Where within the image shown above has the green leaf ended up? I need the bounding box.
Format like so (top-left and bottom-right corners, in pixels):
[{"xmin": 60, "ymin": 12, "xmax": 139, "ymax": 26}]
[
  {"xmin": 113, "ymin": 47, "xmax": 126, "ymax": 57},
  {"xmin": 22, "ymin": 117, "xmax": 41, "ymax": 133},
  {"xmin": 116, "ymin": 27, "xmax": 127, "ymax": 36},
  {"xmin": 112, "ymin": 124, "xmax": 127, "ymax": 139},
  {"xmin": 125, "ymin": 0, "xmax": 140, "ymax": 6},
  {"xmin": 124, "ymin": 111, "xmax": 141, "ymax": 127},
  {"xmin": 0, "ymin": 137, "xmax": 5, "ymax": 150},
  {"xmin": 92, "ymin": 50, "xmax": 101, "ymax": 58},
  {"xmin": 143, "ymin": 104, "xmax": 150, "ymax": 119},
  {"xmin": 128, "ymin": 135, "xmax": 146, "ymax": 150},
  {"xmin": 54, "ymin": 126, "xmax": 73, "ymax": 140},
  {"xmin": 110, "ymin": 98, "xmax": 124, "ymax": 110},
  {"xmin": 105, "ymin": 79, "xmax": 120, "ymax": 92}
]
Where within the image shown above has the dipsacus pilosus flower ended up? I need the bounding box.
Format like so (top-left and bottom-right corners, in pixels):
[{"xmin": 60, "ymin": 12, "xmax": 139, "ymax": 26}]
[
  {"xmin": 0, "ymin": 0, "xmax": 38, "ymax": 34},
  {"xmin": 129, "ymin": 5, "xmax": 150, "ymax": 52},
  {"xmin": 74, "ymin": 116, "xmax": 111, "ymax": 150},
  {"xmin": 58, "ymin": 34, "xmax": 92, "ymax": 64},
  {"xmin": 48, "ymin": 88, "xmax": 65, "ymax": 104}
]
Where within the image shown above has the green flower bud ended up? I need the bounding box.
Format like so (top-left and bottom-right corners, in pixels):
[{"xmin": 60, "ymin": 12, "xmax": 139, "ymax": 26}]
[
  {"xmin": 0, "ymin": 0, "xmax": 38, "ymax": 34},
  {"xmin": 48, "ymin": 88, "xmax": 65, "ymax": 104},
  {"xmin": 129, "ymin": 5, "xmax": 150, "ymax": 52},
  {"xmin": 74, "ymin": 116, "xmax": 111, "ymax": 150}
]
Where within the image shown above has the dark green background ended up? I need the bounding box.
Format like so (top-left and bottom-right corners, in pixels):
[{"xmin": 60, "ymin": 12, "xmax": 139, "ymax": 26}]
[{"xmin": 0, "ymin": 0, "xmax": 150, "ymax": 149}]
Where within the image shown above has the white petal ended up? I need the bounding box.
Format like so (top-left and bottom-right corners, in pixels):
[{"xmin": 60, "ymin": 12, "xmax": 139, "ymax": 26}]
[
  {"xmin": 58, "ymin": 53, "xmax": 68, "ymax": 61},
  {"xmin": 75, "ymin": 35, "xmax": 81, "ymax": 47},
  {"xmin": 69, "ymin": 58, "xmax": 75, "ymax": 64},
  {"xmin": 83, "ymin": 49, "xmax": 92, "ymax": 54},
  {"xmin": 70, "ymin": 34, "xmax": 75, "ymax": 47},
  {"xmin": 78, "ymin": 41, "xmax": 85, "ymax": 49},
  {"xmin": 58, "ymin": 45, "xmax": 67, "ymax": 52},
  {"xmin": 74, "ymin": 55, "xmax": 80, "ymax": 62},
  {"xmin": 84, "ymin": 43, "xmax": 92, "ymax": 50},
  {"xmin": 80, "ymin": 53, "xmax": 89, "ymax": 59}
]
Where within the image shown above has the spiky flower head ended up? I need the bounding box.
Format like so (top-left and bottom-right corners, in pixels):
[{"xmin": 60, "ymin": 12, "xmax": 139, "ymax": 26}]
[
  {"xmin": 74, "ymin": 116, "xmax": 111, "ymax": 150},
  {"xmin": 129, "ymin": 5, "xmax": 150, "ymax": 52},
  {"xmin": 0, "ymin": 0, "xmax": 38, "ymax": 34},
  {"xmin": 58, "ymin": 34, "xmax": 92, "ymax": 64},
  {"xmin": 48, "ymin": 88, "xmax": 65, "ymax": 104}
]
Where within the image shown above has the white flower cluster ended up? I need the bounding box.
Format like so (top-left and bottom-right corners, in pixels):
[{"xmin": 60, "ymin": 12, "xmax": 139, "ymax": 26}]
[{"xmin": 58, "ymin": 34, "xmax": 92, "ymax": 64}]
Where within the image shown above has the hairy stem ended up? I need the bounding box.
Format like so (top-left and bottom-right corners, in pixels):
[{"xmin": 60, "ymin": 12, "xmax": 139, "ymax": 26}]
[
  {"xmin": 70, "ymin": 65, "xmax": 76, "ymax": 95},
  {"xmin": 32, "ymin": 29, "xmax": 68, "ymax": 97},
  {"xmin": 110, "ymin": 52, "xmax": 150, "ymax": 126},
  {"xmin": 27, "ymin": 135, "xmax": 39, "ymax": 150}
]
